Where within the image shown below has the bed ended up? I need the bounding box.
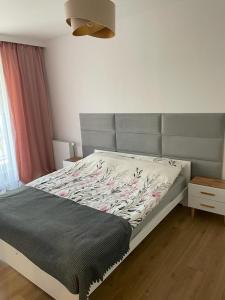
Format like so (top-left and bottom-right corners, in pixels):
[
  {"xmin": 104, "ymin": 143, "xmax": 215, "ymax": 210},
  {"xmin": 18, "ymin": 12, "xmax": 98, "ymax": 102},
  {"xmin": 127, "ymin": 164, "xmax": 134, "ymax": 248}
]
[{"xmin": 0, "ymin": 113, "xmax": 224, "ymax": 300}]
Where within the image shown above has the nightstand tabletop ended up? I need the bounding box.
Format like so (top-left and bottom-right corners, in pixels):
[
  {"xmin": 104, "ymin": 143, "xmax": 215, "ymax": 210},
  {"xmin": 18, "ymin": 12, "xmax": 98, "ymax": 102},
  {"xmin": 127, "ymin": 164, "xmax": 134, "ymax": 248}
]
[
  {"xmin": 65, "ymin": 156, "xmax": 82, "ymax": 162},
  {"xmin": 191, "ymin": 177, "xmax": 225, "ymax": 190}
]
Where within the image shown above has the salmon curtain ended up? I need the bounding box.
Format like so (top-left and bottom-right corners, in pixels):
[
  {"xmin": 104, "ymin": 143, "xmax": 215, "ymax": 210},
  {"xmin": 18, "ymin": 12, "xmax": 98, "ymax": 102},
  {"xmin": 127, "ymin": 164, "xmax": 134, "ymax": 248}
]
[{"xmin": 0, "ymin": 42, "xmax": 55, "ymax": 183}]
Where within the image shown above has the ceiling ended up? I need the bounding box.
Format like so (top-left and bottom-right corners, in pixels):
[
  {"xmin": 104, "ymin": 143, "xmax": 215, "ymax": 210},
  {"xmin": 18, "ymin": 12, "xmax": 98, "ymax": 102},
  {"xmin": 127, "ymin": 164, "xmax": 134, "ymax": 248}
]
[
  {"xmin": 1, "ymin": 0, "xmax": 224, "ymax": 45},
  {"xmin": 0, "ymin": 0, "xmax": 69, "ymax": 41},
  {"xmin": 0, "ymin": 0, "xmax": 147, "ymax": 43}
]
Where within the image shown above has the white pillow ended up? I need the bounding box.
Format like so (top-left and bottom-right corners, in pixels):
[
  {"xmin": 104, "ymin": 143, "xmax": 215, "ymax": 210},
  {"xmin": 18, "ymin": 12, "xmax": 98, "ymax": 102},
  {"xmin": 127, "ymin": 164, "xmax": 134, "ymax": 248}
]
[
  {"xmin": 94, "ymin": 149, "xmax": 181, "ymax": 166},
  {"xmin": 94, "ymin": 149, "xmax": 191, "ymax": 182}
]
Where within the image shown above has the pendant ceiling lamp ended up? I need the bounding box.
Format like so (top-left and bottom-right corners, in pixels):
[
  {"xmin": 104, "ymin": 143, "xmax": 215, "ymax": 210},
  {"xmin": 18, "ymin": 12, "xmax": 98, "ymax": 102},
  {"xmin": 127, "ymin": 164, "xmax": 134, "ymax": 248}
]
[{"xmin": 65, "ymin": 0, "xmax": 115, "ymax": 38}]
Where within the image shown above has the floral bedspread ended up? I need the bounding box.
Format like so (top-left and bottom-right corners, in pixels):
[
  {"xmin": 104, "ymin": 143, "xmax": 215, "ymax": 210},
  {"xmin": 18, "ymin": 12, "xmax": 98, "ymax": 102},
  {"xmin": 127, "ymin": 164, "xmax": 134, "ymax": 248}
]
[{"xmin": 28, "ymin": 152, "xmax": 182, "ymax": 228}]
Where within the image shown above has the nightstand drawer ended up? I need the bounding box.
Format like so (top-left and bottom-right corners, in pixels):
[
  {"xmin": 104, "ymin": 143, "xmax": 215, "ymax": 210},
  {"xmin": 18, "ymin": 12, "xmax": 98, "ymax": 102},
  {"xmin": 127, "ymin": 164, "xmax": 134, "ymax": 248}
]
[
  {"xmin": 189, "ymin": 197, "xmax": 225, "ymax": 215},
  {"xmin": 188, "ymin": 183, "xmax": 225, "ymax": 203}
]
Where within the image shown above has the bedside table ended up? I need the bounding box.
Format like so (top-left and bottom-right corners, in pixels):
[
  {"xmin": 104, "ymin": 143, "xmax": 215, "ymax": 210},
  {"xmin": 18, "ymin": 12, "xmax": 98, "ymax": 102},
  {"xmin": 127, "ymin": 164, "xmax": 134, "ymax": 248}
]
[
  {"xmin": 188, "ymin": 177, "xmax": 225, "ymax": 225},
  {"xmin": 63, "ymin": 156, "xmax": 82, "ymax": 168}
]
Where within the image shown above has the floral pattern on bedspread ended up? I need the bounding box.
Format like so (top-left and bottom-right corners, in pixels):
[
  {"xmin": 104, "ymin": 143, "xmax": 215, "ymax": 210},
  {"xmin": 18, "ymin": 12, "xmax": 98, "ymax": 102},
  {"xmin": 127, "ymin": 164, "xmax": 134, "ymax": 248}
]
[{"xmin": 28, "ymin": 152, "xmax": 182, "ymax": 228}]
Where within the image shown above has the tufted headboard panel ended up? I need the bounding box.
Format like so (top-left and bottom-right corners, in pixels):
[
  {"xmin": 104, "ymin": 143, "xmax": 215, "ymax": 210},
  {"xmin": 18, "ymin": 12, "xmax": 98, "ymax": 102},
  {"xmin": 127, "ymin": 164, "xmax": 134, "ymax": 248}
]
[
  {"xmin": 80, "ymin": 113, "xmax": 116, "ymax": 157},
  {"xmin": 161, "ymin": 114, "xmax": 225, "ymax": 178},
  {"xmin": 80, "ymin": 113, "xmax": 225, "ymax": 179},
  {"xmin": 115, "ymin": 114, "xmax": 162, "ymax": 156}
]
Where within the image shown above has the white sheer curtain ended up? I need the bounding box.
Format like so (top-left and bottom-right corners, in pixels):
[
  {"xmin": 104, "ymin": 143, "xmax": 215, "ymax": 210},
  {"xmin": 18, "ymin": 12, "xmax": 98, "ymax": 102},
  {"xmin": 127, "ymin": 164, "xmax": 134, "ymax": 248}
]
[{"xmin": 0, "ymin": 61, "xmax": 19, "ymax": 192}]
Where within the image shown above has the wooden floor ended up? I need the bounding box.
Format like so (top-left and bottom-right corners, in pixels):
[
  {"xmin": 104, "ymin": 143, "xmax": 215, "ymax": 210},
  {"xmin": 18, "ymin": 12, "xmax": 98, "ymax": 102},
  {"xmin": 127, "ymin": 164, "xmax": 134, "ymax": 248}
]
[{"xmin": 1, "ymin": 205, "xmax": 225, "ymax": 300}]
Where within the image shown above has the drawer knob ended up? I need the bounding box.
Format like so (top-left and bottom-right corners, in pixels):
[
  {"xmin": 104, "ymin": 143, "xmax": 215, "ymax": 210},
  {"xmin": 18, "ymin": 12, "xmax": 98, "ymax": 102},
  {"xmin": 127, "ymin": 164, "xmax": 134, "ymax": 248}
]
[
  {"xmin": 200, "ymin": 203, "xmax": 215, "ymax": 209},
  {"xmin": 200, "ymin": 191, "xmax": 215, "ymax": 197}
]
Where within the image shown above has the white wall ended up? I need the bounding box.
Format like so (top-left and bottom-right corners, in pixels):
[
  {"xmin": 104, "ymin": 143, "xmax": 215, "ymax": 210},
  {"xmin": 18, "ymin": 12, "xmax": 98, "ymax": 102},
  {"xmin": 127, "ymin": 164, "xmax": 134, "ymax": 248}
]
[
  {"xmin": 45, "ymin": 0, "xmax": 225, "ymax": 157},
  {"xmin": 0, "ymin": 34, "xmax": 46, "ymax": 47}
]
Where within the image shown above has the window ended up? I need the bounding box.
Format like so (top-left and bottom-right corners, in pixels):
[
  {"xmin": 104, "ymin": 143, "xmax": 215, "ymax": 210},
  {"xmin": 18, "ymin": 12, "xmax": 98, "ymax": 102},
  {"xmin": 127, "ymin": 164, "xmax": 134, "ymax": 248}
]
[
  {"xmin": 0, "ymin": 62, "xmax": 19, "ymax": 192},
  {"xmin": 0, "ymin": 126, "xmax": 5, "ymax": 161}
]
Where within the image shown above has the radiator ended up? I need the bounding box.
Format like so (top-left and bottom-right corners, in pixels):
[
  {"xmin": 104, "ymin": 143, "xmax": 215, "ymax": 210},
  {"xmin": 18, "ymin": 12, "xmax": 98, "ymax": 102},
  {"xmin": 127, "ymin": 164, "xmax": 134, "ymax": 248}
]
[{"xmin": 53, "ymin": 140, "xmax": 75, "ymax": 170}]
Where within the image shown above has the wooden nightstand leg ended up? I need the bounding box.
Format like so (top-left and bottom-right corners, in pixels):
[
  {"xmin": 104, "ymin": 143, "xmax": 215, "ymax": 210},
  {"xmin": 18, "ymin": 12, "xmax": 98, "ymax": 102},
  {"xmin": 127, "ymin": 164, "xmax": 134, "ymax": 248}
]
[
  {"xmin": 191, "ymin": 208, "xmax": 195, "ymax": 218},
  {"xmin": 224, "ymin": 216, "xmax": 225, "ymax": 226}
]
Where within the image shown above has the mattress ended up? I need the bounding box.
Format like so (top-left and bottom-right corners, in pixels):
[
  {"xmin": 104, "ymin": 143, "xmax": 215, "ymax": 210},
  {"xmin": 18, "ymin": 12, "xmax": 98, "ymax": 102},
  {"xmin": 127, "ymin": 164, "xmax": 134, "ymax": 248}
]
[{"xmin": 131, "ymin": 174, "xmax": 187, "ymax": 239}]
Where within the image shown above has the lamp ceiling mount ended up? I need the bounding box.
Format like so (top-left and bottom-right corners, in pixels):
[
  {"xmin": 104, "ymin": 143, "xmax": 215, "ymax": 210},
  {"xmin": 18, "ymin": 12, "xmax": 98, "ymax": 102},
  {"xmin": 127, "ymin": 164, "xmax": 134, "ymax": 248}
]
[{"xmin": 65, "ymin": 0, "xmax": 115, "ymax": 38}]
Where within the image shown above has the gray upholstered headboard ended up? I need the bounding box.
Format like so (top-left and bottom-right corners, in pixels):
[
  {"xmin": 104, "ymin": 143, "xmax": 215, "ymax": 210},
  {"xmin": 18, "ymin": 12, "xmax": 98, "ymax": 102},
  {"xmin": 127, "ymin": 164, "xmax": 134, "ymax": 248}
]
[{"xmin": 80, "ymin": 113, "xmax": 225, "ymax": 179}]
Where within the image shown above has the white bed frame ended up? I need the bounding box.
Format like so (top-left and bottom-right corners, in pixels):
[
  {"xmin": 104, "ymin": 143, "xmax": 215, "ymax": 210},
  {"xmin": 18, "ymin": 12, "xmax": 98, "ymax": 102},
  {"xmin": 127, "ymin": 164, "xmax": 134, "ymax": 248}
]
[{"xmin": 0, "ymin": 163, "xmax": 190, "ymax": 300}]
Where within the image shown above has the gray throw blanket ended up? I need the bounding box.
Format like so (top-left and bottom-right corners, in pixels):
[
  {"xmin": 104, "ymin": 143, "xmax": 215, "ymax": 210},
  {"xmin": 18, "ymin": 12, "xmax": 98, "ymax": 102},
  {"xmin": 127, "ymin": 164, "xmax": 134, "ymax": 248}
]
[{"xmin": 0, "ymin": 187, "xmax": 132, "ymax": 300}]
